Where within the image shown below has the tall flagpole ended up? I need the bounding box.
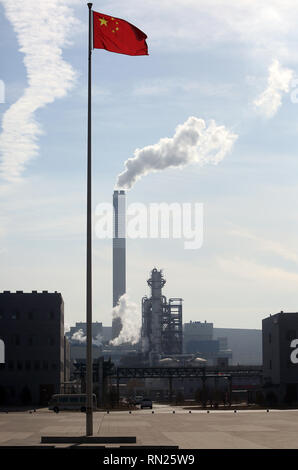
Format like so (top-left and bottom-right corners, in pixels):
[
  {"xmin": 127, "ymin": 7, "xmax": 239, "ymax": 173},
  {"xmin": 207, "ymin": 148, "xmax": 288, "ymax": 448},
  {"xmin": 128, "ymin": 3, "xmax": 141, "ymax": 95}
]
[{"xmin": 86, "ymin": 2, "xmax": 93, "ymax": 437}]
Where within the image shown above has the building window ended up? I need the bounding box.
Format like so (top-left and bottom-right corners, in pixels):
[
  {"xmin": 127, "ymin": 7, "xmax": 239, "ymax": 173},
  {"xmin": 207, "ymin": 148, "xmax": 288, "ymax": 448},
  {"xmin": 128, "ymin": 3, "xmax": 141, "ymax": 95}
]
[
  {"xmin": 43, "ymin": 360, "xmax": 48, "ymax": 370},
  {"xmin": 8, "ymin": 360, "xmax": 14, "ymax": 371},
  {"xmin": 28, "ymin": 312, "xmax": 33, "ymax": 320},
  {"xmin": 17, "ymin": 361, "xmax": 23, "ymax": 371},
  {"xmin": 34, "ymin": 360, "xmax": 40, "ymax": 371},
  {"xmin": 25, "ymin": 360, "xmax": 31, "ymax": 371}
]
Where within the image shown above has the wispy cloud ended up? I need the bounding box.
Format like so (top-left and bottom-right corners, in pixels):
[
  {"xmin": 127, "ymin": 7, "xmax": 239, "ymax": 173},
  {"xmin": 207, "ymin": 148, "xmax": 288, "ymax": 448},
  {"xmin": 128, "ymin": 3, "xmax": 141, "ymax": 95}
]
[
  {"xmin": 0, "ymin": 0, "xmax": 81, "ymax": 182},
  {"xmin": 218, "ymin": 256, "xmax": 298, "ymax": 285},
  {"xmin": 254, "ymin": 59, "xmax": 293, "ymax": 118},
  {"xmin": 229, "ymin": 228, "xmax": 298, "ymax": 264},
  {"xmin": 132, "ymin": 78, "xmax": 234, "ymax": 97},
  {"xmin": 107, "ymin": 0, "xmax": 298, "ymax": 59}
]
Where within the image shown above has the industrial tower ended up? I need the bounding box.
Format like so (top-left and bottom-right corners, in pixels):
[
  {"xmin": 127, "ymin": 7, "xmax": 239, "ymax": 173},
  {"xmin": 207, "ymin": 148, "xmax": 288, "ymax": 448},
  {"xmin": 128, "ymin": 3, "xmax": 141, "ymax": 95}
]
[
  {"xmin": 112, "ymin": 190, "xmax": 126, "ymax": 339},
  {"xmin": 141, "ymin": 268, "xmax": 183, "ymax": 363}
]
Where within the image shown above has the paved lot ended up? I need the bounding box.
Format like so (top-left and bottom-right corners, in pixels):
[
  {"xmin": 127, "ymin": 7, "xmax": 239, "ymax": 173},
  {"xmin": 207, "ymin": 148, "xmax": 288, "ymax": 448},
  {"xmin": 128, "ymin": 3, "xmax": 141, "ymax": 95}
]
[{"xmin": 1, "ymin": 405, "xmax": 298, "ymax": 448}]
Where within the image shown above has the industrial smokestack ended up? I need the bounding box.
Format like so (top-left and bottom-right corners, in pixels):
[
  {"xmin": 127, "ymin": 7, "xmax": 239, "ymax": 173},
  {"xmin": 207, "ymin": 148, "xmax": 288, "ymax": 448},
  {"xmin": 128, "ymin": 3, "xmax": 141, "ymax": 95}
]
[{"xmin": 112, "ymin": 190, "xmax": 126, "ymax": 339}]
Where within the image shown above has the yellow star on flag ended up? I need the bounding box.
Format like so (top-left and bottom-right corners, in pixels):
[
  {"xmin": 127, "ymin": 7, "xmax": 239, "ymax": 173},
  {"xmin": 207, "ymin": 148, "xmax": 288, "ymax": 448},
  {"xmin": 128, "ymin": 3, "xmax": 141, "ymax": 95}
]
[{"xmin": 99, "ymin": 17, "xmax": 108, "ymax": 26}]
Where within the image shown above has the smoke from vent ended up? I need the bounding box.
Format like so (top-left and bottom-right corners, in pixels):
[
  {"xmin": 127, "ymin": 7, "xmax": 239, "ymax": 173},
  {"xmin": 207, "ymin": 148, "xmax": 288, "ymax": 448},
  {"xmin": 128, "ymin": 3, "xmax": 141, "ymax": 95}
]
[
  {"xmin": 110, "ymin": 294, "xmax": 141, "ymax": 346},
  {"xmin": 71, "ymin": 329, "xmax": 86, "ymax": 344},
  {"xmin": 116, "ymin": 116, "xmax": 238, "ymax": 190},
  {"xmin": 71, "ymin": 329, "xmax": 103, "ymax": 347}
]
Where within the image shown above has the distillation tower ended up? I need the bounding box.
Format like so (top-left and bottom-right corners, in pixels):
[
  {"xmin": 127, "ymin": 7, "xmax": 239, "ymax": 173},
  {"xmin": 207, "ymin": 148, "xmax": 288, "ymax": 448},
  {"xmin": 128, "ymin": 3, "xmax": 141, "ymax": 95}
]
[{"xmin": 141, "ymin": 268, "xmax": 183, "ymax": 363}]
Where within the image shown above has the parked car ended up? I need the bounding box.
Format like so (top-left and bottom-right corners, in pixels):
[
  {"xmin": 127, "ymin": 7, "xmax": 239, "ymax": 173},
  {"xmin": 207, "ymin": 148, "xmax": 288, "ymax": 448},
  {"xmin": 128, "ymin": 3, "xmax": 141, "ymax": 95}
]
[
  {"xmin": 48, "ymin": 393, "xmax": 97, "ymax": 413},
  {"xmin": 140, "ymin": 398, "xmax": 152, "ymax": 409}
]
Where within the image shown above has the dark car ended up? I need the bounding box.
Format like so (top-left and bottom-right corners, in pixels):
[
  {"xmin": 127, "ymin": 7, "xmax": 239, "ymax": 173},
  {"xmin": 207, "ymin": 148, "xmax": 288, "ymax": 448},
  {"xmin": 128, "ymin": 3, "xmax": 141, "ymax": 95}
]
[{"xmin": 140, "ymin": 398, "xmax": 152, "ymax": 409}]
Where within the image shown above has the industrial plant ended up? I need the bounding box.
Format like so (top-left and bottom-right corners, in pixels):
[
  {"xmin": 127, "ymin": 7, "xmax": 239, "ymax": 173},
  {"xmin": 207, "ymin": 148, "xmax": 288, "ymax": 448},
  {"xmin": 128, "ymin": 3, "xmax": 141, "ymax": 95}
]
[
  {"xmin": 0, "ymin": 189, "xmax": 293, "ymax": 410},
  {"xmin": 141, "ymin": 268, "xmax": 183, "ymax": 363}
]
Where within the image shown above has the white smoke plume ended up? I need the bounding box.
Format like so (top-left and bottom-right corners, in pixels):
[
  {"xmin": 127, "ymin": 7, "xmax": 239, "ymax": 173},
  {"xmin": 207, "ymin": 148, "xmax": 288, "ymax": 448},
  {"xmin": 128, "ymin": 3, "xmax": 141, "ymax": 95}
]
[
  {"xmin": 71, "ymin": 329, "xmax": 103, "ymax": 348},
  {"xmin": 254, "ymin": 59, "xmax": 293, "ymax": 118},
  {"xmin": 110, "ymin": 294, "xmax": 141, "ymax": 346},
  {"xmin": 116, "ymin": 116, "xmax": 238, "ymax": 190},
  {"xmin": 0, "ymin": 0, "xmax": 80, "ymax": 182},
  {"xmin": 93, "ymin": 333, "xmax": 103, "ymax": 347},
  {"xmin": 71, "ymin": 329, "xmax": 86, "ymax": 344}
]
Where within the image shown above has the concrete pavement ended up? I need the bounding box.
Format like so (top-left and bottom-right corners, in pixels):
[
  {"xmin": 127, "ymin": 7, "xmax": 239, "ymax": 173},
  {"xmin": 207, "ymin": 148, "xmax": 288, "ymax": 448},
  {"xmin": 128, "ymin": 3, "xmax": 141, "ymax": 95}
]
[{"xmin": 0, "ymin": 404, "xmax": 298, "ymax": 448}]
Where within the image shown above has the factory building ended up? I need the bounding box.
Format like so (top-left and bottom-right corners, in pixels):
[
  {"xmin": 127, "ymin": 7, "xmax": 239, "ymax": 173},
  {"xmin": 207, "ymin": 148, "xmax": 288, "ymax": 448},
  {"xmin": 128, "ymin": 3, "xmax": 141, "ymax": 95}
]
[
  {"xmin": 263, "ymin": 311, "xmax": 298, "ymax": 404},
  {"xmin": 0, "ymin": 291, "xmax": 67, "ymax": 405},
  {"xmin": 183, "ymin": 321, "xmax": 232, "ymax": 366},
  {"xmin": 141, "ymin": 268, "xmax": 183, "ymax": 363},
  {"xmin": 214, "ymin": 327, "xmax": 262, "ymax": 365},
  {"xmin": 112, "ymin": 190, "xmax": 126, "ymax": 339}
]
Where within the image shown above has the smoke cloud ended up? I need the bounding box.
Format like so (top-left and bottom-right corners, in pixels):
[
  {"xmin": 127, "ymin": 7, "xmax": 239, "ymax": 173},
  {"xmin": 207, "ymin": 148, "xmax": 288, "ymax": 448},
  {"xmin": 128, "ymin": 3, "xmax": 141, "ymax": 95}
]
[
  {"xmin": 71, "ymin": 329, "xmax": 86, "ymax": 344},
  {"xmin": 0, "ymin": 0, "xmax": 80, "ymax": 182},
  {"xmin": 71, "ymin": 329, "xmax": 103, "ymax": 348},
  {"xmin": 116, "ymin": 116, "xmax": 237, "ymax": 190},
  {"xmin": 93, "ymin": 333, "xmax": 103, "ymax": 347},
  {"xmin": 254, "ymin": 59, "xmax": 293, "ymax": 118},
  {"xmin": 110, "ymin": 294, "xmax": 141, "ymax": 346}
]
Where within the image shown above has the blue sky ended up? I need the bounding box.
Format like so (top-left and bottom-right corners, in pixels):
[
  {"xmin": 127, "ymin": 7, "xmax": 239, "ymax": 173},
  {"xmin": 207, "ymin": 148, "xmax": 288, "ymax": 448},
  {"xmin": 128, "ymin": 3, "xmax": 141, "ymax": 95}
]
[{"xmin": 1, "ymin": 1, "xmax": 298, "ymax": 330}]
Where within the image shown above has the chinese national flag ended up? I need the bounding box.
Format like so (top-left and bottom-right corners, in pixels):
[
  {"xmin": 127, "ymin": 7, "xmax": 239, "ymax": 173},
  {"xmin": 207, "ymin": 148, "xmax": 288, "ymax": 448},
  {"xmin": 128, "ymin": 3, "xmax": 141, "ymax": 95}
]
[{"xmin": 93, "ymin": 11, "xmax": 148, "ymax": 56}]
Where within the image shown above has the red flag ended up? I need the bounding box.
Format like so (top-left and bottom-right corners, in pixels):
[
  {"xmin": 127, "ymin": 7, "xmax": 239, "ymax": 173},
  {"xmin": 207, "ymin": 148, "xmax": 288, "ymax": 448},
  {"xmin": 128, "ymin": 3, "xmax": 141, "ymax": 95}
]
[{"xmin": 93, "ymin": 11, "xmax": 148, "ymax": 56}]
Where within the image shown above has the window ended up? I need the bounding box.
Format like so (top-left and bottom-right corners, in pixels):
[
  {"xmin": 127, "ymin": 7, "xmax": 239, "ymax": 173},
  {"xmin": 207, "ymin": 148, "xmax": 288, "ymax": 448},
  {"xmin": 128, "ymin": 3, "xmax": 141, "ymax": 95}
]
[
  {"xmin": 17, "ymin": 361, "xmax": 23, "ymax": 371},
  {"xmin": 25, "ymin": 360, "xmax": 31, "ymax": 371},
  {"xmin": 43, "ymin": 360, "xmax": 48, "ymax": 370},
  {"xmin": 8, "ymin": 360, "xmax": 14, "ymax": 371},
  {"xmin": 34, "ymin": 360, "xmax": 40, "ymax": 371},
  {"xmin": 69, "ymin": 396, "xmax": 79, "ymax": 403},
  {"xmin": 28, "ymin": 312, "xmax": 33, "ymax": 320}
]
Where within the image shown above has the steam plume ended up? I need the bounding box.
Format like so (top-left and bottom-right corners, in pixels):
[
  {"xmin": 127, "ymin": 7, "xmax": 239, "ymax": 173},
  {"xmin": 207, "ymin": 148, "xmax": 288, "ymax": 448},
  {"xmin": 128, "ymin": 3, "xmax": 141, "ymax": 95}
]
[
  {"xmin": 110, "ymin": 294, "xmax": 141, "ymax": 346},
  {"xmin": 116, "ymin": 116, "xmax": 237, "ymax": 190},
  {"xmin": 71, "ymin": 329, "xmax": 86, "ymax": 344},
  {"xmin": 0, "ymin": 0, "xmax": 80, "ymax": 182},
  {"xmin": 71, "ymin": 329, "xmax": 103, "ymax": 347}
]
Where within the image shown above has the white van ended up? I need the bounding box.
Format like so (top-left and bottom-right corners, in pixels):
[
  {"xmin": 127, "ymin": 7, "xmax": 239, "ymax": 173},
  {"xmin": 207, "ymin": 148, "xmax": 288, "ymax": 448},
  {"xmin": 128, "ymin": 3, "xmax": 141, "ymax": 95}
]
[{"xmin": 48, "ymin": 394, "xmax": 97, "ymax": 413}]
